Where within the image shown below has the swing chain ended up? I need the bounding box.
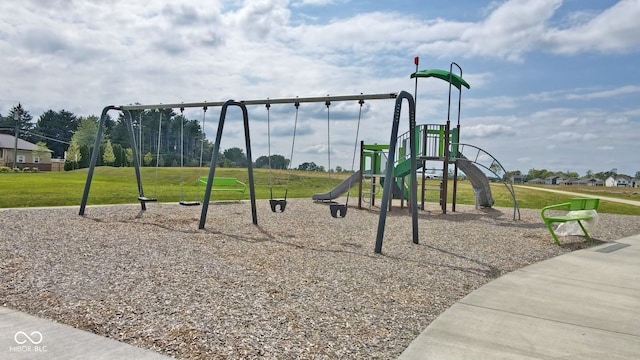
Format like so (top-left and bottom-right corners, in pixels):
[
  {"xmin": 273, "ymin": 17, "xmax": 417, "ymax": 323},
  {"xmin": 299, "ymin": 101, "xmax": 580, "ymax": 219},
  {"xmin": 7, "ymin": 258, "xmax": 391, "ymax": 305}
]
[
  {"xmin": 327, "ymin": 98, "xmax": 364, "ymax": 218},
  {"xmin": 284, "ymin": 101, "xmax": 300, "ymax": 200},
  {"xmin": 266, "ymin": 102, "xmax": 273, "ymax": 201},
  {"xmin": 345, "ymin": 98, "xmax": 365, "ymax": 206},
  {"xmin": 266, "ymin": 100, "xmax": 301, "ymax": 213},
  {"xmin": 325, "ymin": 100, "xmax": 331, "ymax": 184},
  {"xmin": 178, "ymin": 106, "xmax": 202, "ymax": 206}
]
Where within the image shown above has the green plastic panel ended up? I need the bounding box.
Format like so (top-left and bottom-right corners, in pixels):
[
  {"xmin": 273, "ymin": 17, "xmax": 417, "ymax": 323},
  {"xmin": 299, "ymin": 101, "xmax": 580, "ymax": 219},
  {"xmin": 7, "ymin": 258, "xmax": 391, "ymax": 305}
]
[{"xmin": 410, "ymin": 69, "xmax": 470, "ymax": 89}]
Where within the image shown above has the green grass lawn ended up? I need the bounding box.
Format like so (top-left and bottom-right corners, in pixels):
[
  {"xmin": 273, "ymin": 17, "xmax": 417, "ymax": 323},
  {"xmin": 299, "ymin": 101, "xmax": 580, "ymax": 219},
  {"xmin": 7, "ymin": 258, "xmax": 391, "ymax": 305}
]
[
  {"xmin": 510, "ymin": 185, "xmax": 639, "ymax": 215},
  {"xmin": 1, "ymin": 167, "xmax": 639, "ymax": 215}
]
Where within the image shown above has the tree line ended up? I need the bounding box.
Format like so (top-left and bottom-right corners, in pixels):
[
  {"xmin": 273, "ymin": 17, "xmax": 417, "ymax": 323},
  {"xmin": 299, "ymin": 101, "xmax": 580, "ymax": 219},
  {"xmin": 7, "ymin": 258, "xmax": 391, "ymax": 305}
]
[
  {"xmin": 0, "ymin": 104, "xmax": 320, "ymax": 171},
  {"xmin": 504, "ymin": 168, "xmax": 640, "ymax": 181}
]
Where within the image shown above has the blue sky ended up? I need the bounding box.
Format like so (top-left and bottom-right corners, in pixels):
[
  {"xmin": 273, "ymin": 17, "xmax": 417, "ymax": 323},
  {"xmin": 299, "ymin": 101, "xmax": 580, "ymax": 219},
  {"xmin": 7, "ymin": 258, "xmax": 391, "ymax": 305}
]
[{"xmin": 0, "ymin": 0, "xmax": 638, "ymax": 176}]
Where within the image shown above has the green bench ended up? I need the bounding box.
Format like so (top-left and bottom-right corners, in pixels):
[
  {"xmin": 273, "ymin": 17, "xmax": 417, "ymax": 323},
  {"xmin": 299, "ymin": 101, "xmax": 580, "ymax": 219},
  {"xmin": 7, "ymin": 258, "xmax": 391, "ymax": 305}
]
[
  {"xmin": 198, "ymin": 176, "xmax": 247, "ymax": 198},
  {"xmin": 541, "ymin": 198, "xmax": 599, "ymax": 244}
]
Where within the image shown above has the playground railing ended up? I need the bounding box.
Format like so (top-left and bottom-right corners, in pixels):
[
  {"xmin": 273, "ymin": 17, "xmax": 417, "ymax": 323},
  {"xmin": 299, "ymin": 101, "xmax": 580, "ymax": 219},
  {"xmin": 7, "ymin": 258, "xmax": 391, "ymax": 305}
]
[{"xmin": 454, "ymin": 143, "xmax": 520, "ymax": 220}]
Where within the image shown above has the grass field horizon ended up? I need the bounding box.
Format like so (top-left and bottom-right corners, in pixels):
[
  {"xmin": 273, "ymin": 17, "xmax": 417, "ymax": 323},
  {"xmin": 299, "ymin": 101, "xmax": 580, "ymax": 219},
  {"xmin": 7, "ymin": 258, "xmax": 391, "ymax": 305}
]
[{"xmin": 1, "ymin": 166, "xmax": 639, "ymax": 215}]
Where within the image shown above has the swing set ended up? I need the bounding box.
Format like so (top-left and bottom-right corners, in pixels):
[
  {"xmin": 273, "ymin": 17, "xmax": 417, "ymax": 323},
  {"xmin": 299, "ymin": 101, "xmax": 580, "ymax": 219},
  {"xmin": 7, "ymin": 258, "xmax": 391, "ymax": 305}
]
[{"xmin": 78, "ymin": 93, "xmax": 398, "ymax": 226}]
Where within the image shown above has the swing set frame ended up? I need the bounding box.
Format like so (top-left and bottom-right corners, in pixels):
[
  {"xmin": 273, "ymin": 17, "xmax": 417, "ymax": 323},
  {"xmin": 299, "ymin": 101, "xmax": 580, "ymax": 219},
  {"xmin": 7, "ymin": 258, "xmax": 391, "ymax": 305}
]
[{"xmin": 78, "ymin": 93, "xmax": 398, "ymax": 226}]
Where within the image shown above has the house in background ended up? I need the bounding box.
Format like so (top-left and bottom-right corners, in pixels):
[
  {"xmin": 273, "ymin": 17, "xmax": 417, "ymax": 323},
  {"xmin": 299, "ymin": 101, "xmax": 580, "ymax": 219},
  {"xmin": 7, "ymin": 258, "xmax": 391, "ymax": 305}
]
[
  {"xmin": 0, "ymin": 134, "xmax": 53, "ymax": 171},
  {"xmin": 557, "ymin": 177, "xmax": 578, "ymax": 186},
  {"xmin": 605, "ymin": 175, "xmax": 635, "ymax": 187},
  {"xmin": 527, "ymin": 178, "xmax": 545, "ymax": 184},
  {"xmin": 510, "ymin": 174, "xmax": 526, "ymax": 183},
  {"xmin": 575, "ymin": 178, "xmax": 605, "ymax": 186},
  {"xmin": 545, "ymin": 176, "xmax": 560, "ymax": 185}
]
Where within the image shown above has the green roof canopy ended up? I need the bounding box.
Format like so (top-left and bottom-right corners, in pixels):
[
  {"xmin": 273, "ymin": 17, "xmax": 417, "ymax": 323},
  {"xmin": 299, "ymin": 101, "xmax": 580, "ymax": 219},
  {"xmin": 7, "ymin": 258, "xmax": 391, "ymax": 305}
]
[{"xmin": 410, "ymin": 69, "xmax": 470, "ymax": 90}]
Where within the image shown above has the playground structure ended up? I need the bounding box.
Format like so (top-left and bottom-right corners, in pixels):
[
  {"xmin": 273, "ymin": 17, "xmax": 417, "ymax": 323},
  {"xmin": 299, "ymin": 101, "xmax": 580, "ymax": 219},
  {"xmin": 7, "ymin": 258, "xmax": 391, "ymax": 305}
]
[
  {"xmin": 78, "ymin": 61, "xmax": 519, "ymax": 253},
  {"xmin": 355, "ymin": 128, "xmax": 519, "ymax": 216},
  {"xmin": 316, "ymin": 63, "xmax": 521, "ymax": 225}
]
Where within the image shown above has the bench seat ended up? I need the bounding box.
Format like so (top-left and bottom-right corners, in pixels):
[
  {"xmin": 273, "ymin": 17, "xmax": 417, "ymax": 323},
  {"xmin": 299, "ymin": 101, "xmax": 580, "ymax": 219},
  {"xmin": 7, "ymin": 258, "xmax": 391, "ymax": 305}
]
[
  {"xmin": 541, "ymin": 198, "xmax": 599, "ymax": 244},
  {"xmin": 198, "ymin": 176, "xmax": 247, "ymax": 197},
  {"xmin": 544, "ymin": 213, "xmax": 594, "ymax": 222}
]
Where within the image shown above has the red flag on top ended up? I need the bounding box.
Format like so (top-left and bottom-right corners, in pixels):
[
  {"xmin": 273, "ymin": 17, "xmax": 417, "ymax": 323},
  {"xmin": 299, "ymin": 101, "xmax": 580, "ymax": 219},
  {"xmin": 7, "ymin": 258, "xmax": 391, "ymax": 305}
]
[{"xmin": 414, "ymin": 56, "xmax": 419, "ymax": 66}]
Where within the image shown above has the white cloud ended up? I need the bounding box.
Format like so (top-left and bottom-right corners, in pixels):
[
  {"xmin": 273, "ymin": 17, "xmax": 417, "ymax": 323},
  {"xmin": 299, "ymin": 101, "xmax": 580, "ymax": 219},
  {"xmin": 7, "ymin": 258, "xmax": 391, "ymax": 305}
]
[
  {"xmin": 548, "ymin": 131, "xmax": 597, "ymax": 142},
  {"xmin": 605, "ymin": 117, "xmax": 629, "ymax": 125},
  {"xmin": 464, "ymin": 124, "xmax": 516, "ymax": 138},
  {"xmin": 291, "ymin": 0, "xmax": 339, "ymax": 7},
  {"xmin": 457, "ymin": 0, "xmax": 562, "ymax": 62},
  {"xmin": 566, "ymin": 85, "xmax": 640, "ymax": 100},
  {"xmin": 227, "ymin": 0, "xmax": 290, "ymax": 39},
  {"xmin": 466, "ymin": 96, "xmax": 519, "ymax": 111},
  {"xmin": 560, "ymin": 117, "xmax": 587, "ymax": 127},
  {"xmin": 542, "ymin": 0, "xmax": 640, "ymax": 54}
]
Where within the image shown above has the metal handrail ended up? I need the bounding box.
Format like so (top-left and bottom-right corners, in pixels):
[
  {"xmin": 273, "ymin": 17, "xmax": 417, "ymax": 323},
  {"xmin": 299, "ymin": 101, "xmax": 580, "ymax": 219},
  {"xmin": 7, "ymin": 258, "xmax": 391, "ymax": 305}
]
[{"xmin": 454, "ymin": 143, "xmax": 520, "ymax": 220}]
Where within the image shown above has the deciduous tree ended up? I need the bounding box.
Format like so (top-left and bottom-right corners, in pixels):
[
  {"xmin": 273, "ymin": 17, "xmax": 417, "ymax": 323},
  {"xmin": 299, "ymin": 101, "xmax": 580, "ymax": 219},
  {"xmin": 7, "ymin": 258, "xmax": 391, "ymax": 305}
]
[{"xmin": 74, "ymin": 117, "xmax": 99, "ymax": 148}]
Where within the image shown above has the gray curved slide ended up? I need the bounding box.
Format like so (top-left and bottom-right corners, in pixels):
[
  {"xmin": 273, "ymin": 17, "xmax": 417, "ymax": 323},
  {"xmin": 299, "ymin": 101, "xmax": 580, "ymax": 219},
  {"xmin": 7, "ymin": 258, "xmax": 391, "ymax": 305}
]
[
  {"xmin": 457, "ymin": 156, "xmax": 494, "ymax": 208},
  {"xmin": 312, "ymin": 171, "xmax": 361, "ymax": 201}
]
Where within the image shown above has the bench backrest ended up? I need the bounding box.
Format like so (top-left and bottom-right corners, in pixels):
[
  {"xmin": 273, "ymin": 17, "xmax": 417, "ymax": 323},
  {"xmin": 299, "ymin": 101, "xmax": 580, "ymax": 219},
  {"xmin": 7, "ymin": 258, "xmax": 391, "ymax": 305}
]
[
  {"xmin": 213, "ymin": 177, "xmax": 245, "ymax": 187},
  {"xmin": 213, "ymin": 176, "xmax": 245, "ymax": 186},
  {"xmin": 568, "ymin": 198, "xmax": 599, "ymax": 211},
  {"xmin": 197, "ymin": 176, "xmax": 247, "ymax": 191}
]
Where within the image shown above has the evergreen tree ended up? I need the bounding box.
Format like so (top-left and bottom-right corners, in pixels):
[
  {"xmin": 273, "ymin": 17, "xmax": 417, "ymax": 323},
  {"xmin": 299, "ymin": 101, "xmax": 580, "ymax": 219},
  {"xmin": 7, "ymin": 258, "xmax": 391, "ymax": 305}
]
[
  {"xmin": 144, "ymin": 152, "xmax": 153, "ymax": 166},
  {"xmin": 34, "ymin": 109, "xmax": 79, "ymax": 158},
  {"xmin": 109, "ymin": 109, "xmax": 209, "ymax": 168},
  {"xmin": 0, "ymin": 111, "xmax": 9, "ymax": 131},
  {"xmin": 111, "ymin": 112, "xmax": 133, "ymax": 148},
  {"xmin": 125, "ymin": 148, "xmax": 134, "ymax": 167},
  {"xmin": 6, "ymin": 103, "xmax": 35, "ymax": 143},
  {"xmin": 111, "ymin": 143, "xmax": 127, "ymax": 167},
  {"xmin": 66, "ymin": 137, "xmax": 82, "ymax": 170},
  {"xmin": 79, "ymin": 145, "xmax": 91, "ymax": 168},
  {"xmin": 103, "ymin": 139, "xmax": 116, "ymax": 165}
]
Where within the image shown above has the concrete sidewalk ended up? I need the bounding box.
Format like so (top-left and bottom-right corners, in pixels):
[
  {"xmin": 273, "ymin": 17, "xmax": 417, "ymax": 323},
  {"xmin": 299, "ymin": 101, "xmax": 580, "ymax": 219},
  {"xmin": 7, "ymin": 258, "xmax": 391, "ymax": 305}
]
[
  {"xmin": 399, "ymin": 234, "xmax": 640, "ymax": 359},
  {"xmin": 0, "ymin": 307, "xmax": 172, "ymax": 359}
]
